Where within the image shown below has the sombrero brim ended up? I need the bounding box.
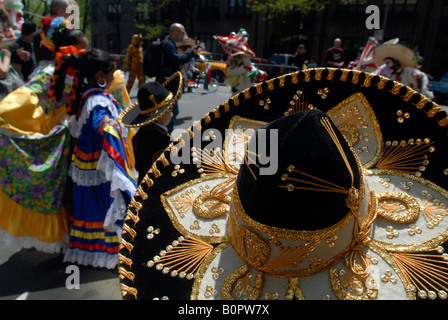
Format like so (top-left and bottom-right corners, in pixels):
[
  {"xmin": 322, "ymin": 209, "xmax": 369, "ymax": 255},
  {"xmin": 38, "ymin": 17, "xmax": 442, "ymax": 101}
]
[
  {"xmin": 214, "ymin": 35, "xmax": 255, "ymax": 57},
  {"xmin": 118, "ymin": 72, "xmax": 183, "ymax": 128},
  {"xmin": 373, "ymin": 44, "xmax": 418, "ymax": 68},
  {"xmin": 176, "ymin": 39, "xmax": 196, "ymax": 49},
  {"xmin": 0, "ymin": 39, "xmax": 15, "ymax": 49},
  {"xmin": 118, "ymin": 68, "xmax": 448, "ymax": 300}
]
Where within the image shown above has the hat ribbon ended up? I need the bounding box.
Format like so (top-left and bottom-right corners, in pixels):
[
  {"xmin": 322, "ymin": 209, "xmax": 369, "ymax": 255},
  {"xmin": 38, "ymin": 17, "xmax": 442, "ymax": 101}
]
[
  {"xmin": 321, "ymin": 117, "xmax": 379, "ymax": 282},
  {"xmin": 140, "ymin": 92, "xmax": 173, "ymax": 116}
]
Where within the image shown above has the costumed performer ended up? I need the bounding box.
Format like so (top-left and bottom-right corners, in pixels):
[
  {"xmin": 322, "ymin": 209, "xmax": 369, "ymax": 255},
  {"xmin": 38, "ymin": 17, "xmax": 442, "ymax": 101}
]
[
  {"xmin": 1, "ymin": 0, "xmax": 23, "ymax": 31},
  {"xmin": 118, "ymin": 72, "xmax": 183, "ymax": 185},
  {"xmin": 372, "ymin": 40, "xmax": 434, "ymax": 100},
  {"xmin": 63, "ymin": 48, "xmax": 137, "ymax": 269},
  {"xmin": 0, "ymin": 16, "xmax": 88, "ymax": 254},
  {"xmin": 0, "ymin": 0, "xmax": 24, "ymax": 99},
  {"xmin": 123, "ymin": 33, "xmax": 146, "ymax": 94},
  {"xmin": 214, "ymin": 28, "xmax": 266, "ymax": 95}
]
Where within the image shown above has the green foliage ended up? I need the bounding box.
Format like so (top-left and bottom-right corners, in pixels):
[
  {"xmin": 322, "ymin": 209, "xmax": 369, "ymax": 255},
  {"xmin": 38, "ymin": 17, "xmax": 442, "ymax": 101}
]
[
  {"xmin": 248, "ymin": 0, "xmax": 358, "ymax": 18},
  {"xmin": 134, "ymin": 23, "xmax": 167, "ymax": 40},
  {"xmin": 249, "ymin": 0, "xmax": 330, "ymax": 17},
  {"xmin": 127, "ymin": 0, "xmax": 168, "ymax": 40}
]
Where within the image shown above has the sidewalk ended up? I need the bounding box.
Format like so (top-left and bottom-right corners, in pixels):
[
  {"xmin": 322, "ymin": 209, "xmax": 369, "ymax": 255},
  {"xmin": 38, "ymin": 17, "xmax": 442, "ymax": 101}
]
[{"xmin": 0, "ymin": 242, "xmax": 122, "ymax": 300}]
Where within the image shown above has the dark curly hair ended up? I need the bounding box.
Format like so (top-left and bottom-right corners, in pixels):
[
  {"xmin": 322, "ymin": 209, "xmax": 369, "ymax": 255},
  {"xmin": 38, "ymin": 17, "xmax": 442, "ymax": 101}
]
[{"xmin": 49, "ymin": 48, "xmax": 117, "ymax": 116}]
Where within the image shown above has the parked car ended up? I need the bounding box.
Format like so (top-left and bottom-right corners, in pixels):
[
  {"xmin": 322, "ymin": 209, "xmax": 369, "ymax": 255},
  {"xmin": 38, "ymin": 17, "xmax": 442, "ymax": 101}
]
[
  {"xmin": 269, "ymin": 53, "xmax": 296, "ymax": 66},
  {"xmin": 429, "ymin": 72, "xmax": 448, "ymax": 104},
  {"xmin": 195, "ymin": 51, "xmax": 229, "ymax": 83}
]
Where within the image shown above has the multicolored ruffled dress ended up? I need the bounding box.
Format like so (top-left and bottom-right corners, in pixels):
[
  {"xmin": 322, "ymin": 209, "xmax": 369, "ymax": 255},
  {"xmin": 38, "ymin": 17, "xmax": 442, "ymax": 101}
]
[
  {"xmin": 63, "ymin": 84, "xmax": 137, "ymax": 269},
  {"xmin": 0, "ymin": 53, "xmax": 133, "ymax": 255},
  {"xmin": 0, "ymin": 60, "xmax": 73, "ymax": 253}
]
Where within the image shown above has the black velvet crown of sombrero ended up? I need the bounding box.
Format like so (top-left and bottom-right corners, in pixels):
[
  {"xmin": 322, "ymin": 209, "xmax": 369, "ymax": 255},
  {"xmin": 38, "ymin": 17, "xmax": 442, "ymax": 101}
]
[
  {"xmin": 236, "ymin": 109, "xmax": 361, "ymax": 231},
  {"xmin": 118, "ymin": 68, "xmax": 448, "ymax": 301}
]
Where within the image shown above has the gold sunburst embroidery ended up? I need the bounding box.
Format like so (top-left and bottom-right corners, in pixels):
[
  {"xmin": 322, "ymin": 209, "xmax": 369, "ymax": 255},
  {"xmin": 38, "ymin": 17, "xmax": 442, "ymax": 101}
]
[
  {"xmin": 420, "ymin": 191, "xmax": 448, "ymax": 229},
  {"xmin": 375, "ymin": 139, "xmax": 436, "ymax": 175},
  {"xmin": 146, "ymin": 236, "xmax": 213, "ymax": 280},
  {"xmin": 390, "ymin": 248, "xmax": 448, "ymax": 300},
  {"xmin": 193, "ymin": 147, "xmax": 238, "ymax": 177},
  {"xmin": 169, "ymin": 189, "xmax": 195, "ymax": 218},
  {"xmin": 284, "ymin": 90, "xmax": 314, "ymax": 116}
]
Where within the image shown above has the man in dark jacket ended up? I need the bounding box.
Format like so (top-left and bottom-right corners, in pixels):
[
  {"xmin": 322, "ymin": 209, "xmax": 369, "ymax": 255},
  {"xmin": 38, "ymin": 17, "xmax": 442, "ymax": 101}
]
[
  {"xmin": 159, "ymin": 23, "xmax": 199, "ymax": 133},
  {"xmin": 9, "ymin": 21, "xmax": 37, "ymax": 81}
]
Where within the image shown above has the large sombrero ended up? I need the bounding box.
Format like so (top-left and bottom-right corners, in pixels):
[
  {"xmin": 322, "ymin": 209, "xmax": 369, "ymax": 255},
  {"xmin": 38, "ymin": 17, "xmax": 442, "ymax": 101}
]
[
  {"xmin": 373, "ymin": 43, "xmax": 418, "ymax": 68},
  {"xmin": 118, "ymin": 72, "xmax": 182, "ymax": 128},
  {"xmin": 118, "ymin": 67, "xmax": 448, "ymax": 300}
]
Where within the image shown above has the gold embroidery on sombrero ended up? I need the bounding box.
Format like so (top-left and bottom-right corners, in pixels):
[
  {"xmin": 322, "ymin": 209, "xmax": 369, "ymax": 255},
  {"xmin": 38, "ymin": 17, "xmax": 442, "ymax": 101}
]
[
  {"xmin": 169, "ymin": 183, "xmax": 232, "ymax": 220},
  {"xmin": 237, "ymin": 226, "xmax": 271, "ymax": 268},
  {"xmin": 396, "ymin": 110, "xmax": 411, "ymax": 124},
  {"xmin": 259, "ymin": 98, "xmax": 271, "ymax": 110},
  {"xmin": 146, "ymin": 236, "xmax": 213, "ymax": 280},
  {"xmin": 421, "ymin": 191, "xmax": 448, "ymax": 229},
  {"xmin": 171, "ymin": 165, "xmax": 185, "ymax": 177},
  {"xmin": 375, "ymin": 139, "xmax": 435, "ymax": 175},
  {"xmin": 119, "ymin": 267, "xmax": 135, "ymax": 281},
  {"xmin": 329, "ymin": 265, "xmax": 378, "ymax": 300},
  {"xmin": 119, "ymin": 238, "xmax": 134, "ymax": 253},
  {"xmin": 321, "ymin": 117, "xmax": 355, "ymax": 185},
  {"xmin": 278, "ymin": 117, "xmax": 360, "ymax": 196},
  {"xmin": 225, "ymin": 116, "xmax": 373, "ymax": 281},
  {"xmin": 124, "ymin": 209, "xmax": 140, "ymax": 225},
  {"xmin": 322, "ymin": 116, "xmax": 380, "ymax": 300},
  {"xmin": 147, "ymin": 226, "xmax": 160, "ymax": 240},
  {"xmin": 389, "ymin": 249, "xmax": 448, "ymax": 299},
  {"xmin": 120, "ymin": 283, "xmax": 138, "ymax": 298},
  {"xmin": 318, "ymin": 87, "xmax": 330, "ymax": 100},
  {"xmin": 331, "ymin": 102, "xmax": 368, "ymax": 147},
  {"xmin": 224, "ymin": 116, "xmax": 268, "ymax": 172},
  {"xmin": 330, "ymin": 191, "xmax": 378, "ymax": 301},
  {"xmin": 192, "ymin": 182, "xmax": 233, "ymax": 219},
  {"xmin": 192, "ymin": 147, "xmax": 238, "ymax": 177},
  {"xmin": 284, "ymin": 90, "xmax": 314, "ymax": 117},
  {"xmin": 377, "ymin": 192, "xmax": 421, "ymax": 224},
  {"xmin": 161, "ymin": 174, "xmax": 234, "ymax": 243},
  {"xmin": 284, "ymin": 278, "xmax": 306, "ymax": 300},
  {"xmin": 135, "ymin": 185, "xmax": 148, "ymax": 200},
  {"xmin": 170, "ymin": 189, "xmax": 195, "ymax": 218},
  {"xmin": 279, "ymin": 165, "xmax": 350, "ymax": 194},
  {"xmin": 264, "ymin": 242, "xmax": 319, "ymax": 269},
  {"xmin": 221, "ymin": 265, "xmax": 264, "ymax": 300},
  {"xmin": 122, "ymin": 223, "xmax": 137, "ymax": 240},
  {"xmin": 327, "ymin": 93, "xmax": 383, "ymax": 169},
  {"xmin": 119, "ymin": 253, "xmax": 133, "ymax": 267}
]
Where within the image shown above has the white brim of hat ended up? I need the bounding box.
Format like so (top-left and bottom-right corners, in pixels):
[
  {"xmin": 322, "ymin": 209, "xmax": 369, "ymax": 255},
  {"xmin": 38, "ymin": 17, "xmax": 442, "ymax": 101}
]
[{"xmin": 373, "ymin": 44, "xmax": 418, "ymax": 68}]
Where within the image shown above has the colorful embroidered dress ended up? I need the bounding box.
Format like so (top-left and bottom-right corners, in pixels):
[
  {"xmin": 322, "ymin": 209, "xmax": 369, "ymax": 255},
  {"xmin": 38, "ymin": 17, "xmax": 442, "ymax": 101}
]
[
  {"xmin": 0, "ymin": 61, "xmax": 73, "ymax": 253},
  {"xmin": 63, "ymin": 85, "xmax": 136, "ymax": 269}
]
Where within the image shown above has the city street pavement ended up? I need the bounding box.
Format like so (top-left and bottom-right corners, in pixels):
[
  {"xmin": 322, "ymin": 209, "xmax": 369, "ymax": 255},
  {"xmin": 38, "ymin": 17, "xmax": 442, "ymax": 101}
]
[{"xmin": 0, "ymin": 79, "xmax": 231, "ymax": 301}]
